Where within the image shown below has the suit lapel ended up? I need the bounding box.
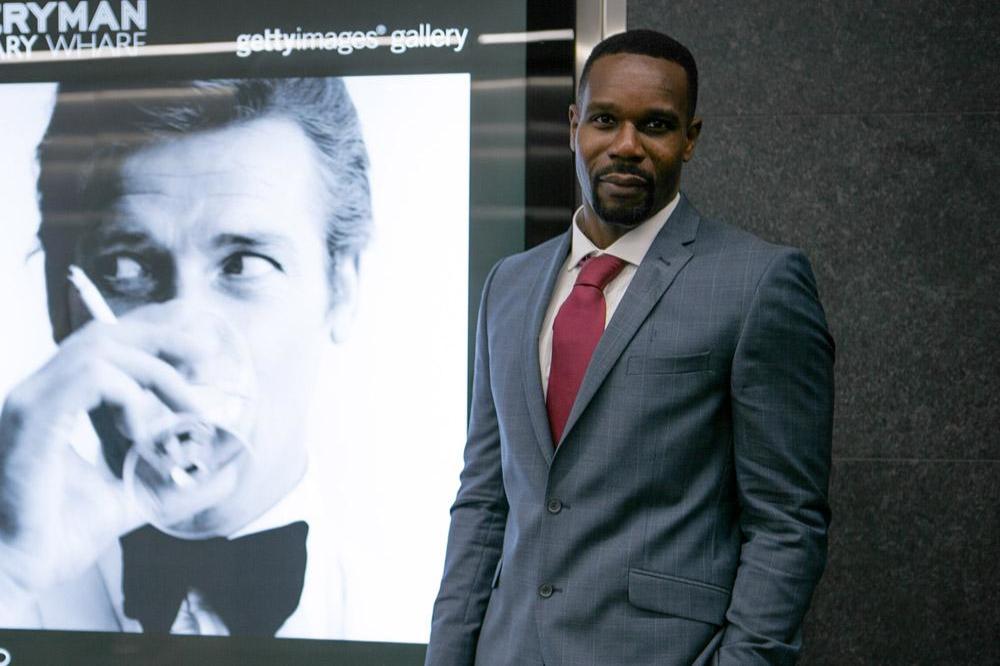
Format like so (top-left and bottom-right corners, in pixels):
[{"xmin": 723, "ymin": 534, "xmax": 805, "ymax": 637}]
[
  {"xmin": 521, "ymin": 230, "xmax": 572, "ymax": 463},
  {"xmin": 556, "ymin": 197, "xmax": 701, "ymax": 448}
]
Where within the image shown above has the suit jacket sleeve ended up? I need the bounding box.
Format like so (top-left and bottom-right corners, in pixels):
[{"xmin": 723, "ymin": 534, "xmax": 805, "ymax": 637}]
[
  {"xmin": 718, "ymin": 248, "xmax": 835, "ymax": 665},
  {"xmin": 426, "ymin": 260, "xmax": 509, "ymax": 665}
]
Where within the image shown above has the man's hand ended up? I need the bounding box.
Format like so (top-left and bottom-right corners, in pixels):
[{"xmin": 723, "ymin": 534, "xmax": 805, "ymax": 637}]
[{"xmin": 0, "ymin": 303, "xmax": 208, "ymax": 598}]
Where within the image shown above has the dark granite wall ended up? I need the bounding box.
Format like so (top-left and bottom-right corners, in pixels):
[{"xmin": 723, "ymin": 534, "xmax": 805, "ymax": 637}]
[{"xmin": 627, "ymin": 2, "xmax": 1000, "ymax": 664}]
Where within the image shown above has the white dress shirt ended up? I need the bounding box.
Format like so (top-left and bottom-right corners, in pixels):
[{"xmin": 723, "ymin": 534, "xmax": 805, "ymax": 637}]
[{"xmin": 539, "ymin": 194, "xmax": 680, "ymax": 396}]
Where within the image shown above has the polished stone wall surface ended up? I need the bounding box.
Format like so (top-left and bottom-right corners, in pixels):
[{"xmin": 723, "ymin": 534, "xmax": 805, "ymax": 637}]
[{"xmin": 627, "ymin": 2, "xmax": 999, "ymax": 663}]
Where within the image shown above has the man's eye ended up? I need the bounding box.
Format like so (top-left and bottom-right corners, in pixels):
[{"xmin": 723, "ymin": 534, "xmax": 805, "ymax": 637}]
[
  {"xmin": 645, "ymin": 118, "xmax": 677, "ymax": 132},
  {"xmin": 92, "ymin": 254, "xmax": 156, "ymax": 298},
  {"xmin": 221, "ymin": 253, "xmax": 282, "ymax": 278},
  {"xmin": 592, "ymin": 113, "xmax": 615, "ymax": 126},
  {"xmin": 108, "ymin": 255, "xmax": 145, "ymax": 280},
  {"xmin": 95, "ymin": 254, "xmax": 150, "ymax": 283}
]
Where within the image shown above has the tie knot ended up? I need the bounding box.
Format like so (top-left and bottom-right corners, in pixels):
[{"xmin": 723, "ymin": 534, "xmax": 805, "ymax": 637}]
[{"xmin": 576, "ymin": 253, "xmax": 627, "ymax": 290}]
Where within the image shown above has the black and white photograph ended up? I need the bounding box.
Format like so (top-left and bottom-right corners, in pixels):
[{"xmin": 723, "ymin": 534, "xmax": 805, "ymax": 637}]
[{"xmin": 0, "ymin": 73, "xmax": 470, "ymax": 642}]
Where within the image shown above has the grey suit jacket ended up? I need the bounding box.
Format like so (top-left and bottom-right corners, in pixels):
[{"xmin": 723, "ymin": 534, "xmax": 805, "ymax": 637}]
[{"xmin": 427, "ymin": 196, "xmax": 834, "ymax": 665}]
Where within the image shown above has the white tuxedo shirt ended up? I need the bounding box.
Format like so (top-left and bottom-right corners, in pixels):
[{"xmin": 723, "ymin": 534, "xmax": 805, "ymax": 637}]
[{"xmin": 2, "ymin": 464, "xmax": 346, "ymax": 638}]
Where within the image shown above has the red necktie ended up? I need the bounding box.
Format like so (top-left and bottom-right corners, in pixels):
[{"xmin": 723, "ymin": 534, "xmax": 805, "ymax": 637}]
[{"xmin": 546, "ymin": 253, "xmax": 627, "ymax": 445}]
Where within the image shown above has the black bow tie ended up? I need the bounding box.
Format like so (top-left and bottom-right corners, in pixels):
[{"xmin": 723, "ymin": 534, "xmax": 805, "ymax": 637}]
[{"xmin": 120, "ymin": 521, "xmax": 308, "ymax": 636}]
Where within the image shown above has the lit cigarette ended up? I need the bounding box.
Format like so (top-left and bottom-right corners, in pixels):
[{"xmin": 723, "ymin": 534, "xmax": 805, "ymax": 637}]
[{"xmin": 67, "ymin": 265, "xmax": 118, "ymax": 324}]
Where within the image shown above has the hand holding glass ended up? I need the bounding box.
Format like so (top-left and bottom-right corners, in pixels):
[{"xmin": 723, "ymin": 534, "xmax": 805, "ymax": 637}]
[{"xmin": 69, "ymin": 266, "xmax": 257, "ymax": 539}]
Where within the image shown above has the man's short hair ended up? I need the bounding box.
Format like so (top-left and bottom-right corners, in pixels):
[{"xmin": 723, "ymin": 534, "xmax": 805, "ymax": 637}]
[
  {"xmin": 578, "ymin": 29, "xmax": 699, "ymax": 120},
  {"xmin": 36, "ymin": 77, "xmax": 371, "ymax": 340}
]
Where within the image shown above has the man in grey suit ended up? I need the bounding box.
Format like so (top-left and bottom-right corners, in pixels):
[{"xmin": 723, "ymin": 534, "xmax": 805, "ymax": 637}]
[{"xmin": 427, "ymin": 29, "xmax": 834, "ymax": 665}]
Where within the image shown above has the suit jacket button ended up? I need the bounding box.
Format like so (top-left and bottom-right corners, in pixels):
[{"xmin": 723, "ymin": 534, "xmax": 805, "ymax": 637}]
[
  {"xmin": 546, "ymin": 498, "xmax": 562, "ymax": 514},
  {"xmin": 538, "ymin": 584, "xmax": 554, "ymax": 598}
]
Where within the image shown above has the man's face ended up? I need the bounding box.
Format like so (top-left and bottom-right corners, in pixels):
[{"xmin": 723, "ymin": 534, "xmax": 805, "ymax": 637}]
[
  {"xmin": 570, "ymin": 53, "xmax": 701, "ymax": 229},
  {"xmin": 70, "ymin": 116, "xmax": 353, "ymax": 527}
]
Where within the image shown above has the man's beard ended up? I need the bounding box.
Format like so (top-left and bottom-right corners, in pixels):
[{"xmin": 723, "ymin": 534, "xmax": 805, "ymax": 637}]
[{"xmin": 590, "ymin": 165, "xmax": 656, "ymax": 227}]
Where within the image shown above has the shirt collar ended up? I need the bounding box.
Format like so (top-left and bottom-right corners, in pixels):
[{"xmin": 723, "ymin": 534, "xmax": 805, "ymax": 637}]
[
  {"xmin": 229, "ymin": 460, "xmax": 318, "ymax": 539},
  {"xmin": 569, "ymin": 193, "xmax": 681, "ymax": 270}
]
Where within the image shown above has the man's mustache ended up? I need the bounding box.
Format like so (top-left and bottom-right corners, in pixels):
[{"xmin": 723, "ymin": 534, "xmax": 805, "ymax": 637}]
[{"xmin": 594, "ymin": 164, "xmax": 653, "ymax": 185}]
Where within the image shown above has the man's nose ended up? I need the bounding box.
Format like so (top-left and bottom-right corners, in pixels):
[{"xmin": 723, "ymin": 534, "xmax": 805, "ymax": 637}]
[
  {"xmin": 608, "ymin": 122, "xmax": 643, "ymax": 160},
  {"xmin": 166, "ymin": 262, "xmax": 215, "ymax": 307}
]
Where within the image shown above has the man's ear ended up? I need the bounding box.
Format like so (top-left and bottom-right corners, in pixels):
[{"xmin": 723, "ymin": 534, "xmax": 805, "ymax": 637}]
[
  {"xmin": 326, "ymin": 256, "xmax": 360, "ymax": 343},
  {"xmin": 568, "ymin": 103, "xmax": 580, "ymax": 152},
  {"xmin": 683, "ymin": 116, "xmax": 703, "ymax": 162}
]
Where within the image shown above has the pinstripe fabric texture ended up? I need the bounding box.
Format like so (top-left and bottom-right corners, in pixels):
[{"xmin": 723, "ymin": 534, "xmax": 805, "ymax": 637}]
[{"xmin": 427, "ymin": 195, "xmax": 834, "ymax": 666}]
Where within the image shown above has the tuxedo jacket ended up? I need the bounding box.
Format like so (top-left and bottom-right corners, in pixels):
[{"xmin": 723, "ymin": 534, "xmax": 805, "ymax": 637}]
[{"xmin": 427, "ymin": 196, "xmax": 834, "ymax": 665}]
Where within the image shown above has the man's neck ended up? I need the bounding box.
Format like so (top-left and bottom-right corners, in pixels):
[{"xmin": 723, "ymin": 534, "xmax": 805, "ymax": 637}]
[
  {"xmin": 577, "ymin": 209, "xmax": 631, "ymax": 249},
  {"xmin": 576, "ymin": 195, "xmax": 680, "ymax": 249}
]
